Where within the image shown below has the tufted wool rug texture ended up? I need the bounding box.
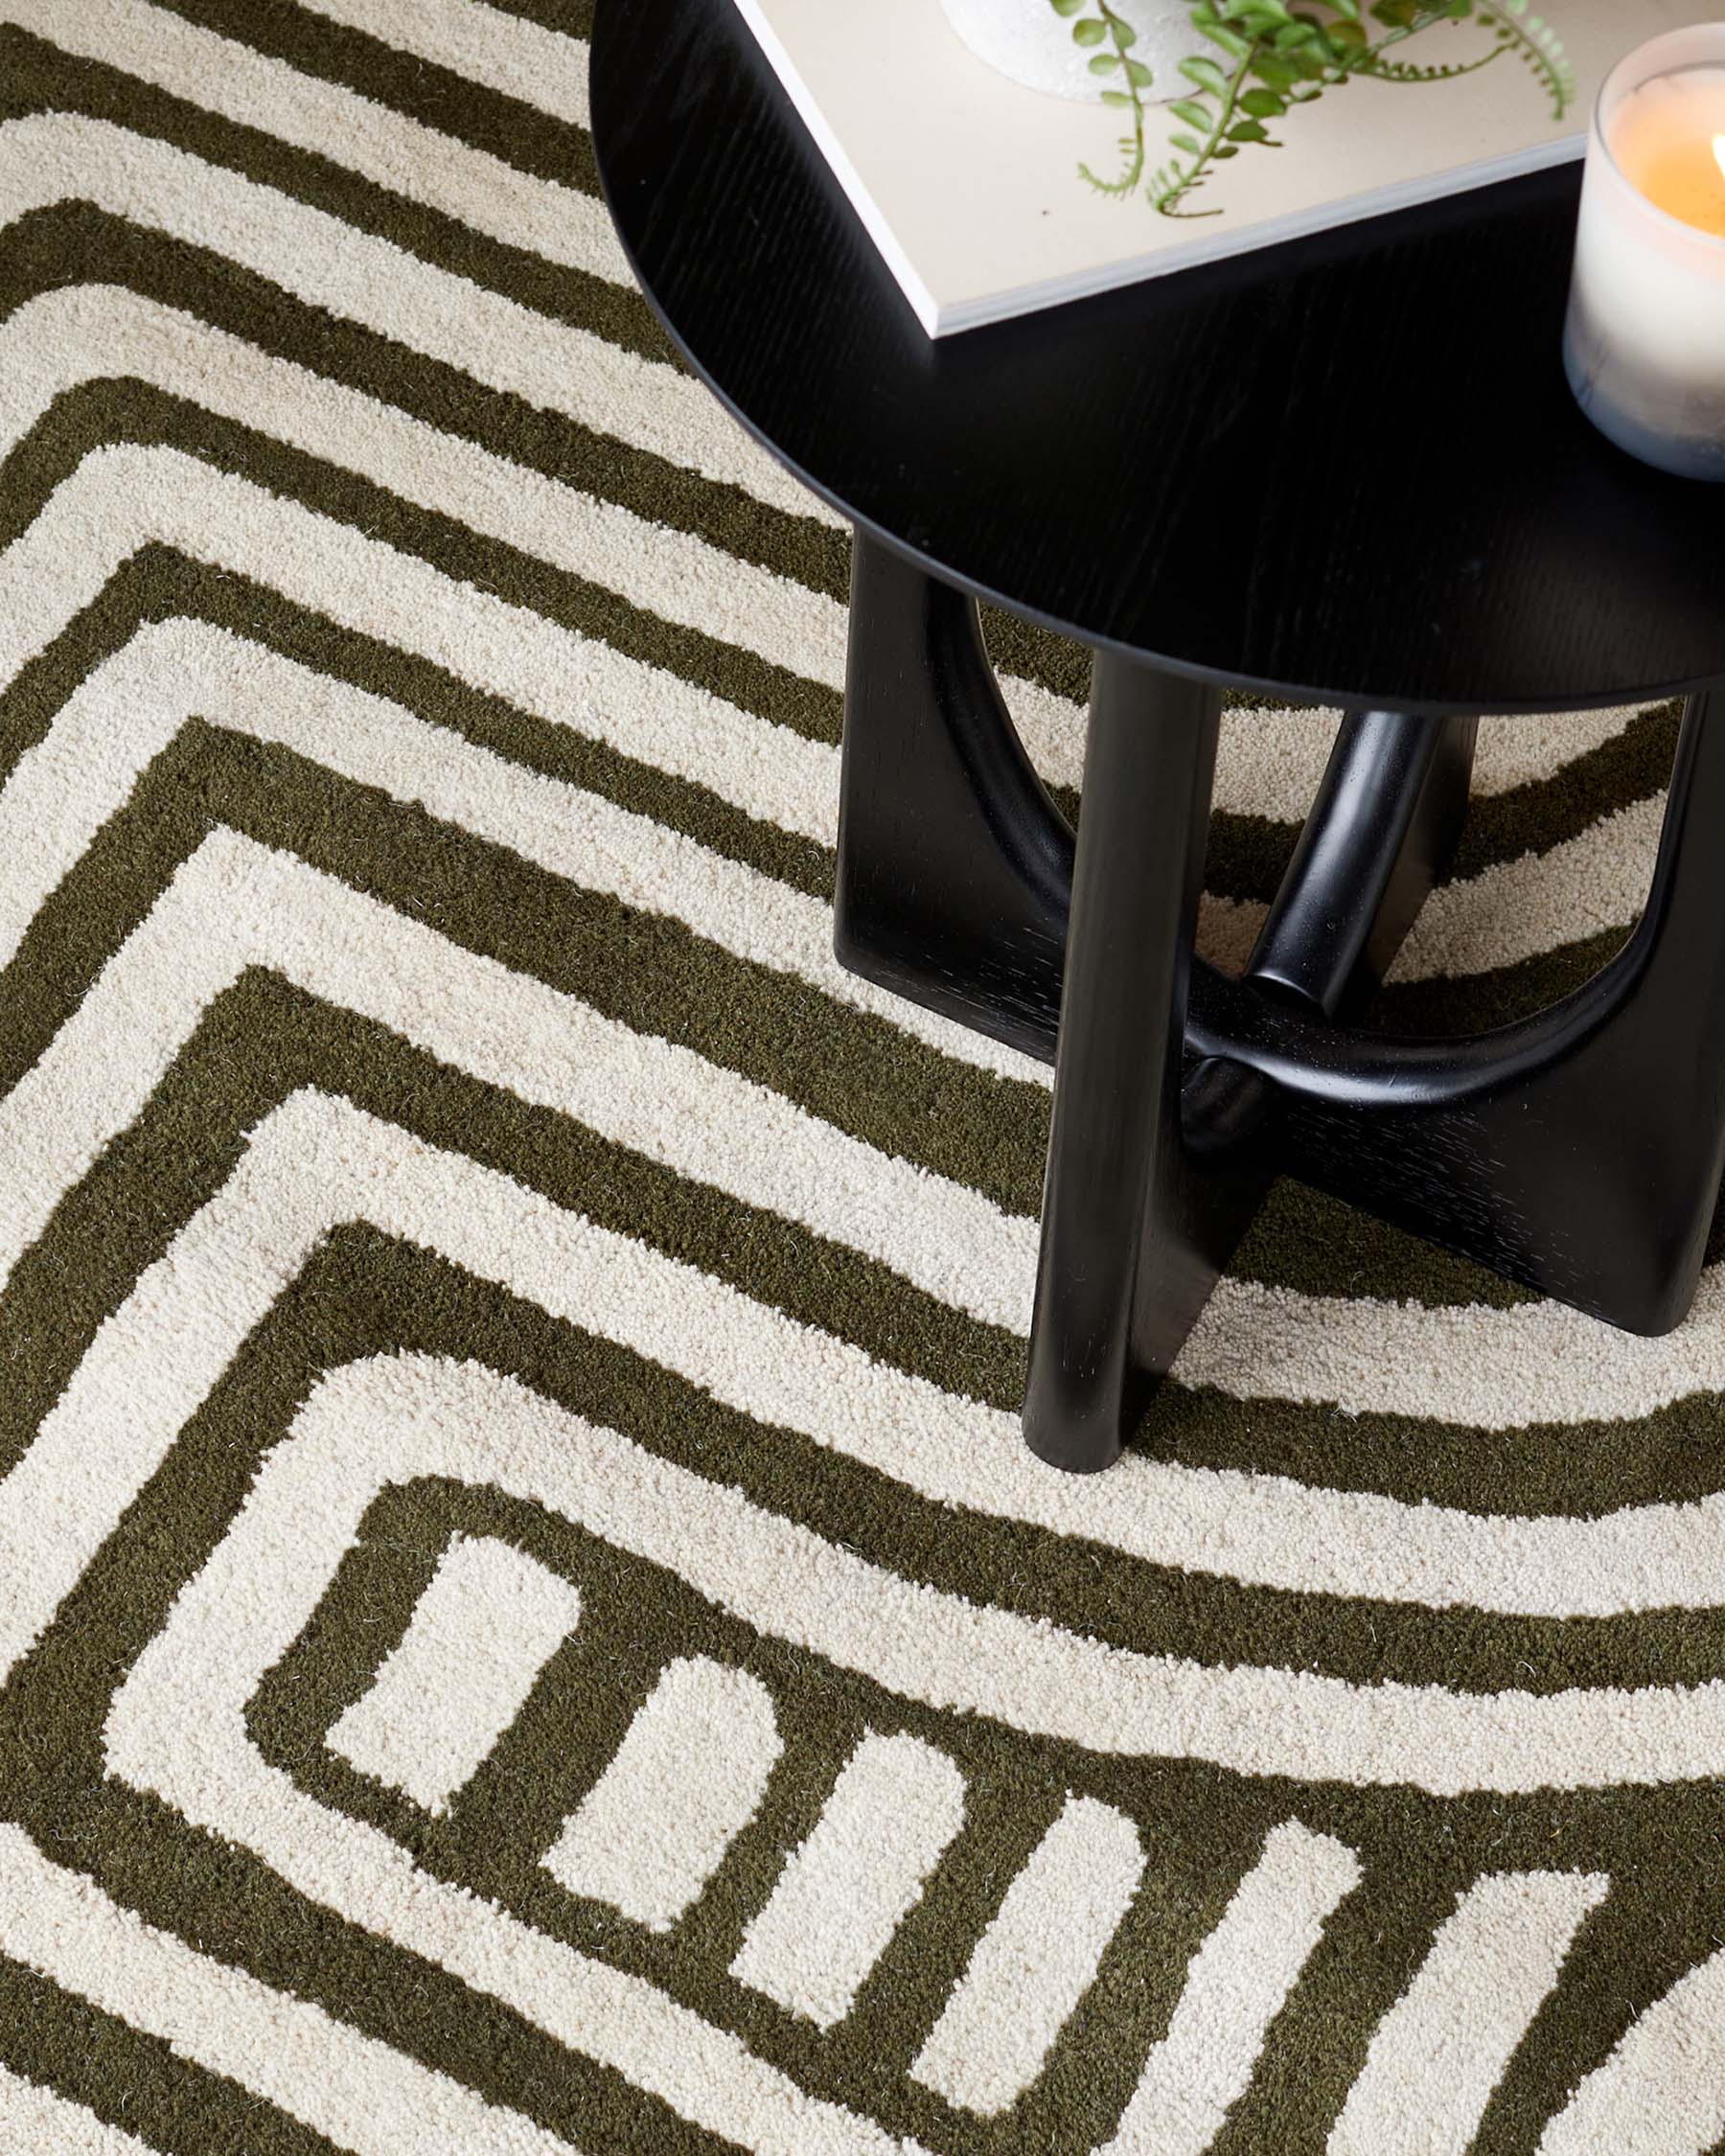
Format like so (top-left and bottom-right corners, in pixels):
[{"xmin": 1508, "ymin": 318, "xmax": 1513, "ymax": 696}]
[{"xmin": 2, "ymin": 2, "xmax": 1723, "ymax": 2151}]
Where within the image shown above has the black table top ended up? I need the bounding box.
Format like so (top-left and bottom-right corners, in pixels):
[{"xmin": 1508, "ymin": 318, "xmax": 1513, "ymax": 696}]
[{"xmin": 591, "ymin": 0, "xmax": 1725, "ymax": 716}]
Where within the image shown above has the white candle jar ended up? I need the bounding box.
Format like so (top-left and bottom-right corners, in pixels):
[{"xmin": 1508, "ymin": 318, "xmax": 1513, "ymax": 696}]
[
  {"xmin": 1564, "ymin": 25, "xmax": 1725, "ymax": 481},
  {"xmin": 939, "ymin": 0, "xmax": 1199, "ymax": 103}
]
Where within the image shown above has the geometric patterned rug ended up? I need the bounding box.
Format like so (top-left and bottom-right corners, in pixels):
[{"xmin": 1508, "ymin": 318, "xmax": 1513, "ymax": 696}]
[{"xmin": 2, "ymin": 3, "xmax": 1720, "ymax": 2149}]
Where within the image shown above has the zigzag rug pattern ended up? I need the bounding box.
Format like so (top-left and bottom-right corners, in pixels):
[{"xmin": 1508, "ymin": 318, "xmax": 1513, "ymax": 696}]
[{"xmin": 2, "ymin": 2, "xmax": 1723, "ymax": 2149}]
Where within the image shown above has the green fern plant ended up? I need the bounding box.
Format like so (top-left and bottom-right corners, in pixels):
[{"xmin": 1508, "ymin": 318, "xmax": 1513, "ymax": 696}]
[
  {"xmin": 1361, "ymin": 0, "xmax": 1571, "ymax": 110},
  {"xmin": 1471, "ymin": 0, "xmax": 1573, "ymax": 114},
  {"xmin": 1050, "ymin": 0, "xmax": 1159, "ymax": 192},
  {"xmin": 1046, "ymin": 0, "xmax": 1573, "ymax": 218}
]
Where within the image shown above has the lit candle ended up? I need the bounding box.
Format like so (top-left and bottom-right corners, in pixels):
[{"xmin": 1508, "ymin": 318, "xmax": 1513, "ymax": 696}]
[{"xmin": 1565, "ymin": 28, "xmax": 1725, "ymax": 480}]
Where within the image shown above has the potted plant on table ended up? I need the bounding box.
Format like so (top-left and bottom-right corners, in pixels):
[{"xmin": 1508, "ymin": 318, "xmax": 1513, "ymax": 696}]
[{"xmin": 942, "ymin": 0, "xmax": 1573, "ymax": 215}]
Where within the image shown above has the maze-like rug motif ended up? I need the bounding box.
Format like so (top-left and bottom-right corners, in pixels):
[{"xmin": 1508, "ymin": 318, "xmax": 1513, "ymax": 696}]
[{"xmin": 2, "ymin": 3, "xmax": 1722, "ymax": 2149}]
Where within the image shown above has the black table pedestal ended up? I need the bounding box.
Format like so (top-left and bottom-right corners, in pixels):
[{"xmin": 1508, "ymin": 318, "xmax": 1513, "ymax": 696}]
[
  {"xmin": 1021, "ymin": 655, "xmax": 1225, "ymax": 1473},
  {"xmin": 835, "ymin": 536, "xmax": 1725, "ymax": 1472}
]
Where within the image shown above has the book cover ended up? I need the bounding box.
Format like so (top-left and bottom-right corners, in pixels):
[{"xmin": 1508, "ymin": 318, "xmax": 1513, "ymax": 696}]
[{"xmin": 730, "ymin": 0, "xmax": 1713, "ymax": 333}]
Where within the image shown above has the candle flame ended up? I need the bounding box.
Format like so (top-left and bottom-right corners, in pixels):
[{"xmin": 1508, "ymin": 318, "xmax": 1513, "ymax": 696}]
[{"xmin": 1715, "ymin": 134, "xmax": 1725, "ymax": 187}]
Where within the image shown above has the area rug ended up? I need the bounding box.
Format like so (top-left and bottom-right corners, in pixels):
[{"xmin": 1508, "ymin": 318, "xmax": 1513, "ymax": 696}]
[{"xmin": 0, "ymin": 2, "xmax": 1719, "ymax": 2151}]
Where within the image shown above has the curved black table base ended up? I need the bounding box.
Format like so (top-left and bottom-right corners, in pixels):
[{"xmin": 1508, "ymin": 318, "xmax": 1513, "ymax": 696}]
[{"xmin": 836, "ymin": 535, "xmax": 1717, "ymax": 1472}]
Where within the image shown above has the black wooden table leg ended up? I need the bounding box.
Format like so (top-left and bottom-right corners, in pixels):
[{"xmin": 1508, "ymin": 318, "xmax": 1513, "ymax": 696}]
[
  {"xmin": 834, "ymin": 533, "xmax": 1071, "ymax": 1058},
  {"xmin": 1189, "ymin": 687, "xmax": 1725, "ymax": 1335},
  {"xmin": 831, "ymin": 539, "xmax": 1483, "ymax": 1471},
  {"xmin": 1023, "ymin": 655, "xmax": 1222, "ymax": 1474},
  {"xmin": 833, "ymin": 533, "xmax": 1479, "ymax": 1067},
  {"xmin": 1247, "ymin": 711, "xmax": 1479, "ymax": 1018},
  {"xmin": 830, "ymin": 544, "xmax": 1725, "ymax": 1455}
]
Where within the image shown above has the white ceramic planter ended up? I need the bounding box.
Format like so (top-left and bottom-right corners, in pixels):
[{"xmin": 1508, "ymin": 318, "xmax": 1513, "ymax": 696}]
[{"xmin": 939, "ymin": 0, "xmax": 1198, "ymax": 103}]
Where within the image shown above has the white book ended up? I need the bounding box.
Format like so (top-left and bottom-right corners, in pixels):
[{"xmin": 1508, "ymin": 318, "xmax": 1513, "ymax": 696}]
[{"xmin": 730, "ymin": 0, "xmax": 1710, "ymax": 334}]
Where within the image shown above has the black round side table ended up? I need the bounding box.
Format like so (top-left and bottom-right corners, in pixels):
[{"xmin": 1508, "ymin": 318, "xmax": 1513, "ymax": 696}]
[{"xmin": 591, "ymin": 0, "xmax": 1725, "ymax": 1474}]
